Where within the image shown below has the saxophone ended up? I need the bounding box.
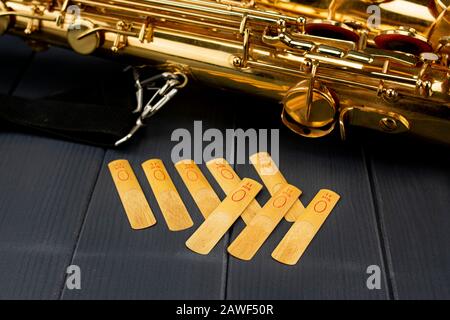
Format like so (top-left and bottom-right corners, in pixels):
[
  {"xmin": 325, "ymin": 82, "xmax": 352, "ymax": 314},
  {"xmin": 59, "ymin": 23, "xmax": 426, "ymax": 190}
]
[{"xmin": 0, "ymin": 0, "xmax": 449, "ymax": 143}]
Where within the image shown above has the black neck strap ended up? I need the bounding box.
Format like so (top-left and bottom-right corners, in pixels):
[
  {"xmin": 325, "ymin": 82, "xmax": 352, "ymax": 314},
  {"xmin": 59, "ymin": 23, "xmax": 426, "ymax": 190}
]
[{"xmin": 0, "ymin": 94, "xmax": 138, "ymax": 147}]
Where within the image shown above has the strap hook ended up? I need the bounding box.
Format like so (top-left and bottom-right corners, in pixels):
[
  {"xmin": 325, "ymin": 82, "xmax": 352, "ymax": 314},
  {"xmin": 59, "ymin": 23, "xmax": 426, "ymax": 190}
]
[{"xmin": 115, "ymin": 67, "xmax": 187, "ymax": 146}]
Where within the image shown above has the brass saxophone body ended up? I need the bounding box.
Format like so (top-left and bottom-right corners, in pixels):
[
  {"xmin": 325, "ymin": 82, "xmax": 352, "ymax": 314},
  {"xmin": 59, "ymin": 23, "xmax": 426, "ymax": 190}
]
[
  {"xmin": 0, "ymin": 0, "xmax": 449, "ymax": 143},
  {"xmin": 256, "ymin": 0, "xmax": 450, "ymax": 54}
]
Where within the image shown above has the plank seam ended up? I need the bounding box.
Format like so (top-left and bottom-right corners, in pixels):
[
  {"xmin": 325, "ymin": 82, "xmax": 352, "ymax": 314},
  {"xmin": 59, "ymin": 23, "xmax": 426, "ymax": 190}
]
[
  {"xmin": 362, "ymin": 147, "xmax": 398, "ymax": 300},
  {"xmin": 222, "ymin": 110, "xmax": 238, "ymax": 300},
  {"xmin": 58, "ymin": 148, "xmax": 107, "ymax": 299}
]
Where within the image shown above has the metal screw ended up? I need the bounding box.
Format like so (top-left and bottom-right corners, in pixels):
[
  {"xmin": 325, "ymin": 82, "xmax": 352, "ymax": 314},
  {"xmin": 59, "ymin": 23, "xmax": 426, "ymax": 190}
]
[
  {"xmin": 302, "ymin": 59, "xmax": 313, "ymax": 72},
  {"xmin": 384, "ymin": 88, "xmax": 398, "ymax": 101},
  {"xmin": 379, "ymin": 117, "xmax": 398, "ymax": 132},
  {"xmin": 232, "ymin": 56, "xmax": 243, "ymax": 68},
  {"xmin": 277, "ymin": 19, "xmax": 286, "ymax": 33}
]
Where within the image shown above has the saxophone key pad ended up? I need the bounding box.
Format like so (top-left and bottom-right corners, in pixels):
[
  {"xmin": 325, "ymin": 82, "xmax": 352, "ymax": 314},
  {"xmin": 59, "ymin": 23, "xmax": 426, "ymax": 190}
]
[
  {"xmin": 374, "ymin": 27, "xmax": 433, "ymax": 56},
  {"xmin": 67, "ymin": 20, "xmax": 100, "ymax": 55}
]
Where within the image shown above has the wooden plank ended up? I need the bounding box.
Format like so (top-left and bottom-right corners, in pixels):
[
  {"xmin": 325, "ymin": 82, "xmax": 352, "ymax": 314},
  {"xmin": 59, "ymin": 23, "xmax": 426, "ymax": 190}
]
[
  {"xmin": 226, "ymin": 96, "xmax": 390, "ymax": 299},
  {"xmin": 0, "ymin": 134, "xmax": 104, "ymax": 299},
  {"xmin": 61, "ymin": 85, "xmax": 235, "ymax": 299},
  {"xmin": 367, "ymin": 136, "xmax": 450, "ymax": 299},
  {"xmin": 0, "ymin": 40, "xmax": 109, "ymax": 299},
  {"xmin": 3, "ymin": 34, "xmax": 447, "ymax": 300}
]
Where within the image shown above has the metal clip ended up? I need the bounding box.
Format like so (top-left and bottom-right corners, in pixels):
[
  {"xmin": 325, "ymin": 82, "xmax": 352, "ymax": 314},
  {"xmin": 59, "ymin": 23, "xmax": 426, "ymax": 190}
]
[{"xmin": 115, "ymin": 68, "xmax": 188, "ymax": 146}]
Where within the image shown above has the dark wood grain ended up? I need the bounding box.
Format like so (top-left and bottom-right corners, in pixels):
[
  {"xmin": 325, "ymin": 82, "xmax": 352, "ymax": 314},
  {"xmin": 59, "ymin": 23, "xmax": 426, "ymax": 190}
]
[
  {"xmin": 61, "ymin": 85, "xmax": 236, "ymax": 299},
  {"xmin": 0, "ymin": 40, "xmax": 105, "ymax": 299},
  {"xmin": 0, "ymin": 134, "xmax": 103, "ymax": 299},
  {"xmin": 366, "ymin": 136, "xmax": 450, "ymax": 299},
  {"xmin": 225, "ymin": 97, "xmax": 390, "ymax": 299},
  {"xmin": 1, "ymin": 35, "xmax": 448, "ymax": 300}
]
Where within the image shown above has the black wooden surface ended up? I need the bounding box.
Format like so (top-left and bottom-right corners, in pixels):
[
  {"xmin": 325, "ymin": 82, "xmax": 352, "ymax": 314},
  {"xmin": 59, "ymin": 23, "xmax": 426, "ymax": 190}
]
[
  {"xmin": 0, "ymin": 35, "xmax": 448, "ymax": 299},
  {"xmin": 367, "ymin": 139, "xmax": 450, "ymax": 299},
  {"xmin": 0, "ymin": 36, "xmax": 105, "ymax": 299}
]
